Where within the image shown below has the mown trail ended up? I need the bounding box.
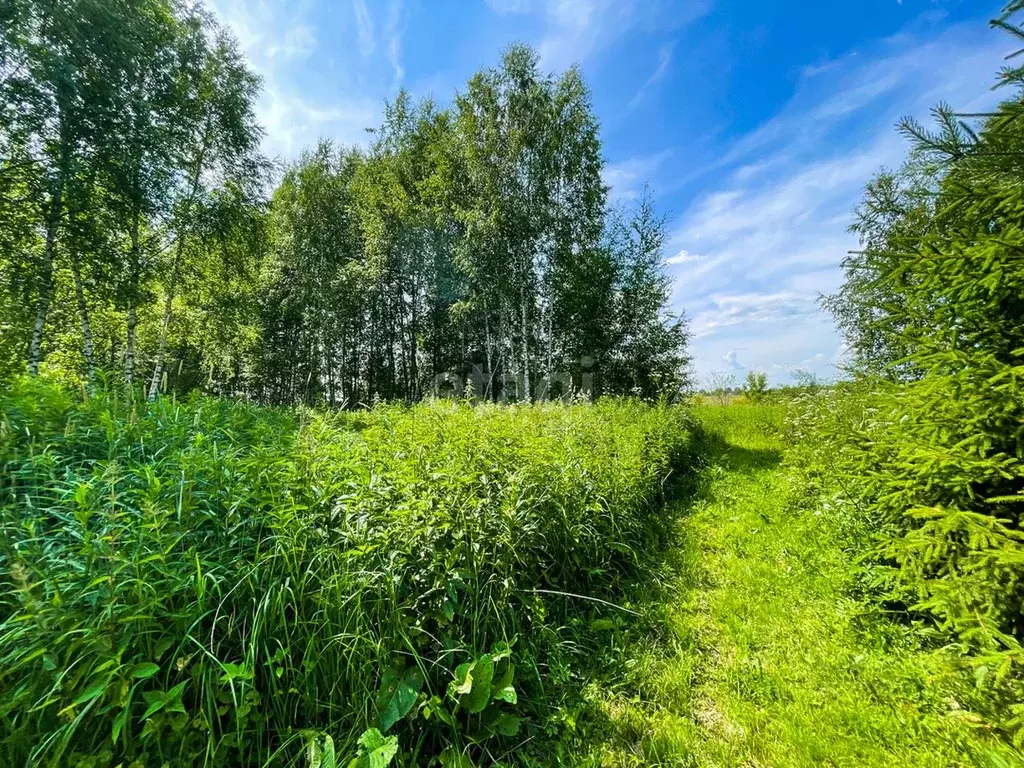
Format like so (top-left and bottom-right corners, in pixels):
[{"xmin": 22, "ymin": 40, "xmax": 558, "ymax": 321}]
[{"xmin": 589, "ymin": 404, "xmax": 1020, "ymax": 767}]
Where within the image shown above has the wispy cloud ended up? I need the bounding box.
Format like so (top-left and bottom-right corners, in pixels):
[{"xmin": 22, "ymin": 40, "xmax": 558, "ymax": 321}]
[
  {"xmin": 386, "ymin": 0, "xmax": 405, "ymax": 86},
  {"xmin": 485, "ymin": 0, "xmax": 709, "ymax": 73},
  {"xmin": 627, "ymin": 41, "xmax": 674, "ymax": 111},
  {"xmin": 257, "ymin": 85, "xmax": 378, "ymax": 159},
  {"xmin": 266, "ymin": 23, "xmax": 317, "ymax": 61},
  {"xmin": 689, "ymin": 289, "xmax": 824, "ymax": 340},
  {"xmin": 603, "ymin": 149, "xmax": 673, "ymax": 201},
  {"xmin": 210, "ymin": 0, "xmax": 401, "ymax": 160},
  {"xmin": 670, "ymin": 20, "xmax": 1009, "ymax": 384},
  {"xmin": 537, "ymin": 0, "xmax": 634, "ymax": 71},
  {"xmin": 351, "ymin": 0, "xmax": 375, "ymax": 58},
  {"xmin": 666, "ymin": 248, "xmax": 704, "ymax": 265}
]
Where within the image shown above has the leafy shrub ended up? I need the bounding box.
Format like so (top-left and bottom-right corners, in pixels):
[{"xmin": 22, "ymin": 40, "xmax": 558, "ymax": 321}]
[
  {"xmin": 787, "ymin": 372, "xmax": 1024, "ymax": 744},
  {"xmin": 0, "ymin": 377, "xmax": 697, "ymax": 766},
  {"xmin": 741, "ymin": 371, "xmax": 768, "ymax": 403}
]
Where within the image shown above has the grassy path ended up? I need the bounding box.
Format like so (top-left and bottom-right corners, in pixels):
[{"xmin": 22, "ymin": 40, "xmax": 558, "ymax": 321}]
[{"xmin": 587, "ymin": 404, "xmax": 1021, "ymax": 767}]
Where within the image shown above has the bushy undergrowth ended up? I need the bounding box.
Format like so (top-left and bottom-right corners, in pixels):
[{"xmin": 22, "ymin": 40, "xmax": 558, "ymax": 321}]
[
  {"xmin": 0, "ymin": 378, "xmax": 698, "ymax": 767},
  {"xmin": 787, "ymin": 372, "xmax": 1024, "ymax": 745}
]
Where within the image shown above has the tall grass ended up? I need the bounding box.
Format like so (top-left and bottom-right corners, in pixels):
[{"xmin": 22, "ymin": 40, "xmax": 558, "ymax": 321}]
[{"xmin": 0, "ymin": 377, "xmax": 697, "ymax": 767}]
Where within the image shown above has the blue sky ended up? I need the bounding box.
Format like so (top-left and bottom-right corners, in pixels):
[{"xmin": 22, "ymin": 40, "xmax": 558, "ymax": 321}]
[{"xmin": 209, "ymin": 0, "xmax": 1011, "ymax": 385}]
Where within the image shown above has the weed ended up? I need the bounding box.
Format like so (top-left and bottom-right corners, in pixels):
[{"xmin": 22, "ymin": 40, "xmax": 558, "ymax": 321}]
[{"xmin": 0, "ymin": 376, "xmax": 697, "ymax": 766}]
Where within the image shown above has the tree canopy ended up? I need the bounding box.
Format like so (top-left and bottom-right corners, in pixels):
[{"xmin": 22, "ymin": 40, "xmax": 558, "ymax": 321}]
[{"xmin": 0, "ymin": 6, "xmax": 689, "ymax": 404}]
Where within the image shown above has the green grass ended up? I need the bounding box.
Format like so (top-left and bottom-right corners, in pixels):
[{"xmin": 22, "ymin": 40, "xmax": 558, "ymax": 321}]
[
  {"xmin": 0, "ymin": 377, "xmax": 699, "ymax": 767},
  {"xmin": 5, "ymin": 384, "xmax": 1022, "ymax": 767},
  {"xmin": 582, "ymin": 402, "xmax": 1022, "ymax": 767}
]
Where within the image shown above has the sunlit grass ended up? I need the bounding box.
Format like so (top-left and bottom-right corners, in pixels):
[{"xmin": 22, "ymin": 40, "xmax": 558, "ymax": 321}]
[
  {"xmin": 0, "ymin": 377, "xmax": 698, "ymax": 767},
  {"xmin": 581, "ymin": 403, "xmax": 1022, "ymax": 767}
]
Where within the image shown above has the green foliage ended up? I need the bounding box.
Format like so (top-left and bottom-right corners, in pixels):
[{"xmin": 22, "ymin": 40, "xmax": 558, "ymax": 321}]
[
  {"xmin": 822, "ymin": 165, "xmax": 936, "ymax": 379},
  {"xmin": 255, "ymin": 56, "xmax": 688, "ymax": 406},
  {"xmin": 347, "ymin": 729, "xmax": 398, "ymax": 768},
  {"xmin": 0, "ymin": 377, "xmax": 698, "ymax": 766},
  {"xmin": 1, "ymin": 10, "xmax": 688, "ymax": 405},
  {"xmin": 0, "ymin": 0, "xmax": 266, "ymax": 391},
  {"xmin": 741, "ymin": 371, "xmax": 768, "ymax": 402},
  {"xmin": 573, "ymin": 404, "xmax": 1020, "ymax": 766},
  {"xmin": 603, "ymin": 191, "xmax": 691, "ymax": 399},
  {"xmin": 376, "ymin": 662, "xmax": 425, "ymax": 733},
  {"xmin": 804, "ymin": 5, "xmax": 1024, "ymax": 748},
  {"xmin": 790, "ymin": 375, "xmax": 1024, "ymax": 745}
]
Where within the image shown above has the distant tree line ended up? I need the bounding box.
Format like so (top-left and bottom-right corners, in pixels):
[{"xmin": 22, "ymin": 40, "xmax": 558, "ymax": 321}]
[{"xmin": 0, "ymin": 0, "xmax": 689, "ymax": 405}]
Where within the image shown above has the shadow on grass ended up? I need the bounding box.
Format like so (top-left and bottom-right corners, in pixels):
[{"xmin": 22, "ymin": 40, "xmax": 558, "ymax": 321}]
[
  {"xmin": 561, "ymin": 417, "xmax": 787, "ymax": 763},
  {"xmin": 557, "ymin": 421, "xmax": 734, "ymax": 762},
  {"xmin": 699, "ymin": 427, "xmax": 783, "ymax": 474}
]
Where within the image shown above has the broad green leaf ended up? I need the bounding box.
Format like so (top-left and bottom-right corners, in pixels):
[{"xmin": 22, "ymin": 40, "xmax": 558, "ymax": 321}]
[
  {"xmin": 348, "ymin": 728, "xmax": 398, "ymax": 768},
  {"xmin": 164, "ymin": 681, "xmax": 188, "ymax": 714},
  {"xmin": 308, "ymin": 732, "xmax": 323, "ymax": 768},
  {"xmin": 358, "ymin": 728, "xmax": 386, "ymax": 751},
  {"xmin": 167, "ymin": 681, "xmax": 188, "ymax": 699},
  {"xmin": 459, "ymin": 655, "xmax": 494, "ymax": 714},
  {"xmin": 491, "ymin": 713, "xmax": 521, "ymax": 737},
  {"xmin": 72, "ymin": 679, "xmax": 108, "ymax": 706},
  {"xmin": 491, "ymin": 662, "xmax": 516, "ymax": 704},
  {"xmin": 491, "ymin": 662, "xmax": 513, "ymax": 692},
  {"xmin": 492, "ymin": 686, "xmax": 517, "ymax": 704},
  {"xmin": 322, "ymin": 734, "xmax": 336, "ymax": 768},
  {"xmin": 376, "ymin": 663, "xmax": 424, "ymax": 732},
  {"xmin": 130, "ymin": 662, "xmax": 160, "ymax": 680}
]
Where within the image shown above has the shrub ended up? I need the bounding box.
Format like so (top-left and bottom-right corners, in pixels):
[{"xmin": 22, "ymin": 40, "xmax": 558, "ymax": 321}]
[
  {"xmin": 0, "ymin": 377, "xmax": 698, "ymax": 767},
  {"xmin": 803, "ymin": 5, "xmax": 1024, "ymax": 747},
  {"xmin": 787, "ymin": 371, "xmax": 1024, "ymax": 744},
  {"xmin": 742, "ymin": 371, "xmax": 769, "ymax": 403}
]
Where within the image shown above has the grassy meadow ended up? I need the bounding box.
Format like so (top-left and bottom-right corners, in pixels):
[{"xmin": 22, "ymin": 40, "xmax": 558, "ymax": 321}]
[
  {"xmin": 0, "ymin": 378, "xmax": 700, "ymax": 767},
  {"xmin": 5, "ymin": 4, "xmax": 1024, "ymax": 764},
  {"xmin": 4, "ymin": 382, "xmax": 1023, "ymax": 766}
]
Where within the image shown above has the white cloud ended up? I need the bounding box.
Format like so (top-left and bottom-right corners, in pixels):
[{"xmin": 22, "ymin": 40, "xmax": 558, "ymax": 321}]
[
  {"xmin": 257, "ymin": 86, "xmax": 378, "ymax": 159},
  {"xmin": 602, "ymin": 149, "xmax": 672, "ymax": 201},
  {"xmin": 672, "ymin": 20, "xmax": 1009, "ymax": 385},
  {"xmin": 266, "ymin": 24, "xmax": 317, "ymax": 61},
  {"xmin": 666, "ymin": 248, "xmax": 704, "ymax": 265},
  {"xmin": 386, "ymin": 0, "xmax": 405, "ymax": 86},
  {"xmin": 536, "ymin": 0, "xmax": 629, "ymax": 71},
  {"xmin": 351, "ymin": 0, "xmax": 375, "ymax": 58},
  {"xmin": 722, "ymin": 350, "xmax": 743, "ymax": 370},
  {"xmin": 689, "ymin": 290, "xmax": 820, "ymax": 340},
  {"xmin": 675, "ymin": 137, "xmax": 896, "ymax": 254},
  {"xmin": 627, "ymin": 41, "xmax": 674, "ymax": 111},
  {"xmin": 693, "ymin": 24, "xmax": 1007, "ymax": 185},
  {"xmin": 209, "ymin": 0, "xmax": 397, "ymax": 160},
  {"xmin": 487, "ymin": 0, "xmax": 710, "ymax": 73}
]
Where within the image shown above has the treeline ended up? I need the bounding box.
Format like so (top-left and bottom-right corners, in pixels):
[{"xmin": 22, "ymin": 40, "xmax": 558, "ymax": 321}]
[
  {"xmin": 813, "ymin": 0, "xmax": 1024, "ymax": 743},
  {"xmin": 0, "ymin": 0, "xmax": 688, "ymax": 405}
]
